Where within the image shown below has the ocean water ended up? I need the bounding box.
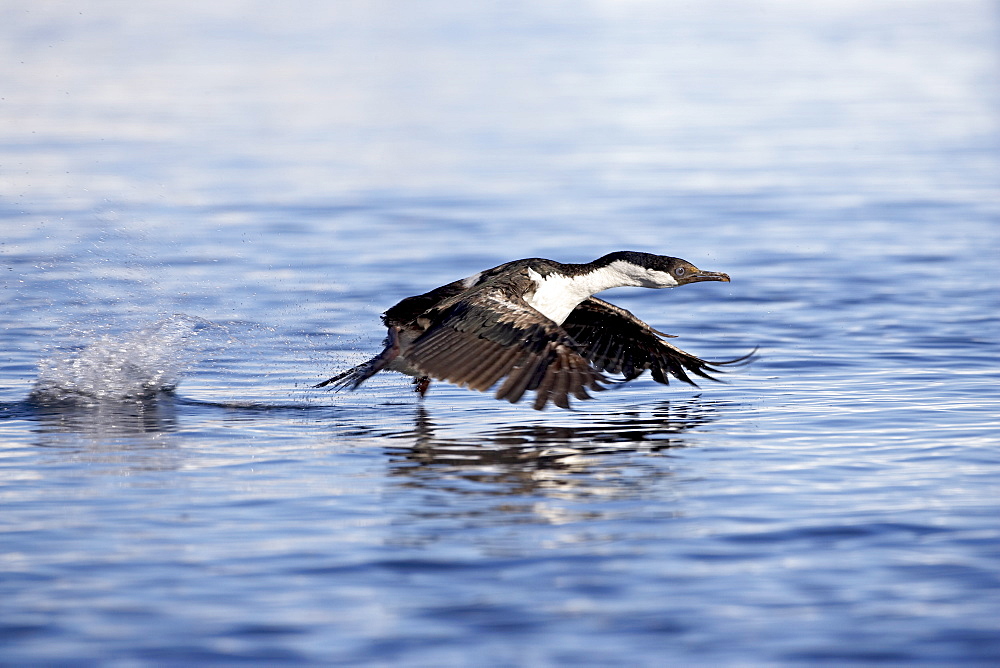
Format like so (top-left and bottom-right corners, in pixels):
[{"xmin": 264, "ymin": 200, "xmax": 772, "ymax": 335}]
[{"xmin": 2, "ymin": 1, "xmax": 999, "ymax": 665}]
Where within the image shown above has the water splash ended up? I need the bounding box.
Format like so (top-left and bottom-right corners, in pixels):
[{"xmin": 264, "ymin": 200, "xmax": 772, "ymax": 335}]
[{"xmin": 29, "ymin": 314, "xmax": 230, "ymax": 404}]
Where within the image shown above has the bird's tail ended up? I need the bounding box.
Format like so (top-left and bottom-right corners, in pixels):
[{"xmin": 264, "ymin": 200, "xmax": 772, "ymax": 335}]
[
  {"xmin": 313, "ymin": 358, "xmax": 382, "ymax": 391},
  {"xmin": 314, "ymin": 326, "xmax": 404, "ymax": 392}
]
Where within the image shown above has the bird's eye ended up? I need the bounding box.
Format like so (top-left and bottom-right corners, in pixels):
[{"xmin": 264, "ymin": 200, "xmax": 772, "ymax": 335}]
[{"xmin": 674, "ymin": 266, "xmax": 686, "ymax": 277}]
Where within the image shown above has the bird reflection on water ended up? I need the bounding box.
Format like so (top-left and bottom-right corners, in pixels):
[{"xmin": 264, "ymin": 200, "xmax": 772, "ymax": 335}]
[
  {"xmin": 382, "ymin": 398, "xmax": 724, "ymax": 492},
  {"xmin": 377, "ymin": 398, "xmax": 727, "ymax": 549}
]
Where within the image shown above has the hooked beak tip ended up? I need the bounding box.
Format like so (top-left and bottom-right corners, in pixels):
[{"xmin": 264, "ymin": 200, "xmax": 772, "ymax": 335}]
[{"xmin": 693, "ymin": 271, "xmax": 730, "ymax": 283}]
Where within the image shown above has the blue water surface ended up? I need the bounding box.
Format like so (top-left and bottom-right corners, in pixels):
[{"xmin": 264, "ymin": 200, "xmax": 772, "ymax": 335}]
[{"xmin": 2, "ymin": 1, "xmax": 999, "ymax": 665}]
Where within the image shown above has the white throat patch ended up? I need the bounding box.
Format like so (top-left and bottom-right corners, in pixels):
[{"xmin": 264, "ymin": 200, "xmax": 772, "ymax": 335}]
[
  {"xmin": 523, "ymin": 270, "xmax": 584, "ymax": 324},
  {"xmin": 523, "ymin": 260, "xmax": 681, "ymax": 323},
  {"xmin": 524, "ymin": 264, "xmax": 638, "ymax": 324}
]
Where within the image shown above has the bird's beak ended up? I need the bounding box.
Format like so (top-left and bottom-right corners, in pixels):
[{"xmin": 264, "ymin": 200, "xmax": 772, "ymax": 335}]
[{"xmin": 689, "ymin": 270, "xmax": 731, "ymax": 283}]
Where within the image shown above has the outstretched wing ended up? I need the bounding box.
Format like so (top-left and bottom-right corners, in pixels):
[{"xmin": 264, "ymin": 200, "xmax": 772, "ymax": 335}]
[
  {"xmin": 561, "ymin": 297, "xmax": 751, "ymax": 386},
  {"xmin": 404, "ymin": 288, "xmax": 606, "ymax": 410}
]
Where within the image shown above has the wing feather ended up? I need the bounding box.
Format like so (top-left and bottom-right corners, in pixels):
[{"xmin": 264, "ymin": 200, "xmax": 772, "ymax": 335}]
[
  {"xmin": 562, "ymin": 297, "xmax": 753, "ymax": 387},
  {"xmin": 466, "ymin": 345, "xmax": 519, "ymax": 391},
  {"xmin": 404, "ymin": 287, "xmax": 606, "ymax": 409}
]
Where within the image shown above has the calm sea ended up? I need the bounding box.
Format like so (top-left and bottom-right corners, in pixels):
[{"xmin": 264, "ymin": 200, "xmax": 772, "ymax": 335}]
[{"xmin": 2, "ymin": 1, "xmax": 999, "ymax": 665}]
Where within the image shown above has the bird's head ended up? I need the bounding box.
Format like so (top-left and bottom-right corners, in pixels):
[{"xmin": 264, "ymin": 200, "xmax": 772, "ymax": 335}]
[{"xmin": 598, "ymin": 251, "xmax": 731, "ymax": 288}]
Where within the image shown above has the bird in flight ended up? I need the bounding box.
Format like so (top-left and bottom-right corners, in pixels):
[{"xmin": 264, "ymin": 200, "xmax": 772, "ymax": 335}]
[{"xmin": 316, "ymin": 251, "xmax": 750, "ymax": 410}]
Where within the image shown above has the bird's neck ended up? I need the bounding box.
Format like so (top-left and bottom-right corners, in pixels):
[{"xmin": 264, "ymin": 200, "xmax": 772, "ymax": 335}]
[{"xmin": 525, "ymin": 263, "xmax": 650, "ymax": 324}]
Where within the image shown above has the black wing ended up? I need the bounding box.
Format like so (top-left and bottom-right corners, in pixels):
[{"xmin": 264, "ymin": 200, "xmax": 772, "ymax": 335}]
[
  {"xmin": 403, "ymin": 287, "xmax": 606, "ymax": 410},
  {"xmin": 381, "ymin": 279, "xmax": 469, "ymax": 327},
  {"xmin": 561, "ymin": 297, "xmax": 751, "ymax": 386},
  {"xmin": 381, "ymin": 259, "xmax": 532, "ymax": 328}
]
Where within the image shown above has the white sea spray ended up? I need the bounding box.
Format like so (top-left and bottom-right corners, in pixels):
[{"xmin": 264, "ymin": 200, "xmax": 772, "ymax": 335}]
[{"xmin": 29, "ymin": 314, "xmax": 231, "ymax": 404}]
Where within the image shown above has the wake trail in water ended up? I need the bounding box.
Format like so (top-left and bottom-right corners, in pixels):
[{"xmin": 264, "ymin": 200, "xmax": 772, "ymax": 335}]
[{"xmin": 28, "ymin": 314, "xmax": 232, "ymax": 404}]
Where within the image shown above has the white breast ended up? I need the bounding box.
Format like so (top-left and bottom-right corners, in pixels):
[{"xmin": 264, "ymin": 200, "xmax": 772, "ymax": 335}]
[
  {"xmin": 523, "ymin": 262, "xmax": 661, "ymax": 324},
  {"xmin": 524, "ymin": 269, "xmax": 605, "ymax": 324}
]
